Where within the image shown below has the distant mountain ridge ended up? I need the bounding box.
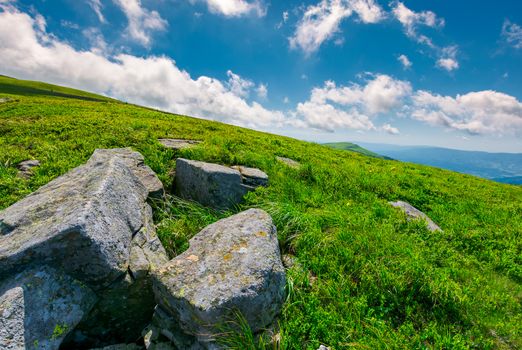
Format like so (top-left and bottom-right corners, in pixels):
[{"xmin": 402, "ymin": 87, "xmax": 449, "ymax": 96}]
[
  {"xmin": 358, "ymin": 142, "xmax": 522, "ymax": 184},
  {"xmin": 323, "ymin": 142, "xmax": 392, "ymax": 159}
]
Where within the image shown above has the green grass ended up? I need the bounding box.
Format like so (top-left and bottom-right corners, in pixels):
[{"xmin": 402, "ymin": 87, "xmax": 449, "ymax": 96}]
[
  {"xmin": 323, "ymin": 142, "xmax": 390, "ymax": 159},
  {"xmin": 1, "ymin": 76, "xmax": 521, "ymax": 349}
]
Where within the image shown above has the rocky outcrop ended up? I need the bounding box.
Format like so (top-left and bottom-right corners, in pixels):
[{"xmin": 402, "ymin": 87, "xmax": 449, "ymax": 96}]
[
  {"xmin": 152, "ymin": 209, "xmax": 285, "ymax": 348},
  {"xmin": 0, "ymin": 148, "xmax": 168, "ymax": 349},
  {"xmin": 276, "ymin": 156, "xmax": 300, "ymax": 168},
  {"xmin": 158, "ymin": 138, "xmax": 201, "ymax": 150},
  {"xmin": 0, "ymin": 267, "xmax": 97, "ymax": 350},
  {"xmin": 389, "ymin": 201, "xmax": 442, "ymax": 232},
  {"xmin": 174, "ymin": 159, "xmax": 268, "ymax": 210}
]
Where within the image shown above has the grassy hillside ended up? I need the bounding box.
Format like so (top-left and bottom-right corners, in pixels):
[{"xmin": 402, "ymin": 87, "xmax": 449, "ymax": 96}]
[
  {"xmin": 1, "ymin": 76, "xmax": 521, "ymax": 349},
  {"xmin": 323, "ymin": 142, "xmax": 390, "ymax": 159}
]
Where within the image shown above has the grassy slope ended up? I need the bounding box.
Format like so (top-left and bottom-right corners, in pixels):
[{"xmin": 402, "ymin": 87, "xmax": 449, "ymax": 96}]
[
  {"xmin": 323, "ymin": 142, "xmax": 389, "ymax": 159},
  {"xmin": 1, "ymin": 76, "xmax": 521, "ymax": 349}
]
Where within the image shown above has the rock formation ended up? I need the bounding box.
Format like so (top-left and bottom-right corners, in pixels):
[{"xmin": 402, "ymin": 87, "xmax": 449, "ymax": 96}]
[{"xmin": 0, "ymin": 148, "xmax": 168, "ymax": 349}]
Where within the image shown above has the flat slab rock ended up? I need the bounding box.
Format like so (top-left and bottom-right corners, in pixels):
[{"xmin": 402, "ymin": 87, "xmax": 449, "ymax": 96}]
[
  {"xmin": 174, "ymin": 159, "xmax": 268, "ymax": 210},
  {"xmin": 276, "ymin": 156, "xmax": 300, "ymax": 168},
  {"xmin": 390, "ymin": 201, "xmax": 442, "ymax": 232},
  {"xmin": 0, "ymin": 267, "xmax": 97, "ymax": 350},
  {"xmin": 158, "ymin": 139, "xmax": 201, "ymax": 150},
  {"xmin": 152, "ymin": 209, "xmax": 285, "ymax": 346}
]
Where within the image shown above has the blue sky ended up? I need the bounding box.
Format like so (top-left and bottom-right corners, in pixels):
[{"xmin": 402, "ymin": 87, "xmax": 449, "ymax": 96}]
[{"xmin": 1, "ymin": 0, "xmax": 521, "ymax": 152}]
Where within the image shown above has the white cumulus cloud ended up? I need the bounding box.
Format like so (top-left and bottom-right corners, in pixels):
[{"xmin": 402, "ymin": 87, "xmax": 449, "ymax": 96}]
[
  {"xmin": 113, "ymin": 0, "xmax": 167, "ymax": 47},
  {"xmin": 292, "ymin": 74, "xmax": 411, "ymax": 131},
  {"xmin": 397, "ymin": 54, "xmax": 412, "ymax": 69},
  {"xmin": 412, "ymin": 90, "xmax": 522, "ymax": 135},
  {"xmin": 0, "ymin": 6, "xmax": 284, "ymax": 129},
  {"xmin": 391, "ymin": 0, "xmax": 444, "ymax": 45},
  {"xmin": 195, "ymin": 0, "xmax": 266, "ymax": 17},
  {"xmin": 382, "ymin": 123, "xmax": 400, "ymax": 134},
  {"xmin": 436, "ymin": 45, "xmax": 459, "ymax": 71},
  {"xmin": 289, "ymin": 0, "xmax": 384, "ymax": 55}
]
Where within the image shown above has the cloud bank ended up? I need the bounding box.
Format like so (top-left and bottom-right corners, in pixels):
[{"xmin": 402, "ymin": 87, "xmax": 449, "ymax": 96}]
[{"xmin": 0, "ymin": 4, "xmax": 520, "ymax": 138}]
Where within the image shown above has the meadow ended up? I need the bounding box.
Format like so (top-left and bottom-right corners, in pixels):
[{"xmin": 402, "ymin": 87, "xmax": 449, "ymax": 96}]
[{"xmin": 1, "ymin": 76, "xmax": 521, "ymax": 349}]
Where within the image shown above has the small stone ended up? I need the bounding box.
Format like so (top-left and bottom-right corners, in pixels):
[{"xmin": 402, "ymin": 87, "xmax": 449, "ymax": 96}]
[
  {"xmin": 389, "ymin": 201, "xmax": 442, "ymax": 232},
  {"xmin": 158, "ymin": 138, "xmax": 202, "ymax": 150},
  {"xmin": 282, "ymin": 254, "xmax": 297, "ymax": 268},
  {"xmin": 318, "ymin": 345, "xmax": 330, "ymax": 350},
  {"xmin": 16, "ymin": 159, "xmax": 40, "ymax": 178},
  {"xmin": 276, "ymin": 156, "xmax": 300, "ymax": 168}
]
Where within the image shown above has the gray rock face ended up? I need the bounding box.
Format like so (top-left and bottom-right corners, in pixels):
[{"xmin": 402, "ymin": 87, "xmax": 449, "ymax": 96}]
[
  {"xmin": 390, "ymin": 201, "xmax": 442, "ymax": 232},
  {"xmin": 158, "ymin": 139, "xmax": 201, "ymax": 150},
  {"xmin": 0, "ymin": 148, "xmax": 168, "ymax": 349},
  {"xmin": 66, "ymin": 204, "xmax": 169, "ymax": 348},
  {"xmin": 0, "ymin": 149, "xmax": 148, "ymax": 287},
  {"xmin": 16, "ymin": 159, "xmax": 40, "ymax": 178},
  {"xmin": 174, "ymin": 159, "xmax": 268, "ymax": 210},
  {"xmin": 0, "ymin": 267, "xmax": 97, "ymax": 350},
  {"xmin": 276, "ymin": 156, "xmax": 300, "ymax": 168},
  {"xmin": 93, "ymin": 148, "xmax": 164, "ymax": 198},
  {"xmin": 152, "ymin": 209, "xmax": 285, "ymax": 346}
]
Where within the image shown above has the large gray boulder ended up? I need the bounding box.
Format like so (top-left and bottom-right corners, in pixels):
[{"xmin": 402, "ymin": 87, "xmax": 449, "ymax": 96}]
[
  {"xmin": 0, "ymin": 148, "xmax": 168, "ymax": 348},
  {"xmin": 174, "ymin": 159, "xmax": 268, "ymax": 210},
  {"xmin": 152, "ymin": 209, "xmax": 285, "ymax": 347},
  {"xmin": 0, "ymin": 267, "xmax": 97, "ymax": 350},
  {"xmin": 0, "ymin": 148, "xmax": 150, "ymax": 287},
  {"xmin": 390, "ymin": 201, "xmax": 442, "ymax": 232}
]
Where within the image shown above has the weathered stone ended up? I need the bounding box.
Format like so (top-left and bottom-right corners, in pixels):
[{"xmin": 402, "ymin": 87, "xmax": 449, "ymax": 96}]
[
  {"xmin": 231, "ymin": 166, "xmax": 269, "ymax": 187},
  {"xmin": 0, "ymin": 149, "xmax": 149, "ymax": 288},
  {"xmin": 389, "ymin": 201, "xmax": 442, "ymax": 232},
  {"xmin": 16, "ymin": 159, "xmax": 40, "ymax": 178},
  {"xmin": 152, "ymin": 209, "xmax": 285, "ymax": 346},
  {"xmin": 0, "ymin": 267, "xmax": 97, "ymax": 350},
  {"xmin": 1, "ymin": 149, "xmax": 169, "ymax": 348},
  {"xmin": 317, "ymin": 345, "xmax": 330, "ymax": 350},
  {"xmin": 92, "ymin": 148, "xmax": 164, "ymax": 198},
  {"xmin": 276, "ymin": 156, "xmax": 300, "ymax": 168},
  {"xmin": 158, "ymin": 138, "xmax": 201, "ymax": 150},
  {"xmin": 174, "ymin": 159, "xmax": 267, "ymax": 210},
  {"xmin": 63, "ymin": 205, "xmax": 168, "ymax": 348}
]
